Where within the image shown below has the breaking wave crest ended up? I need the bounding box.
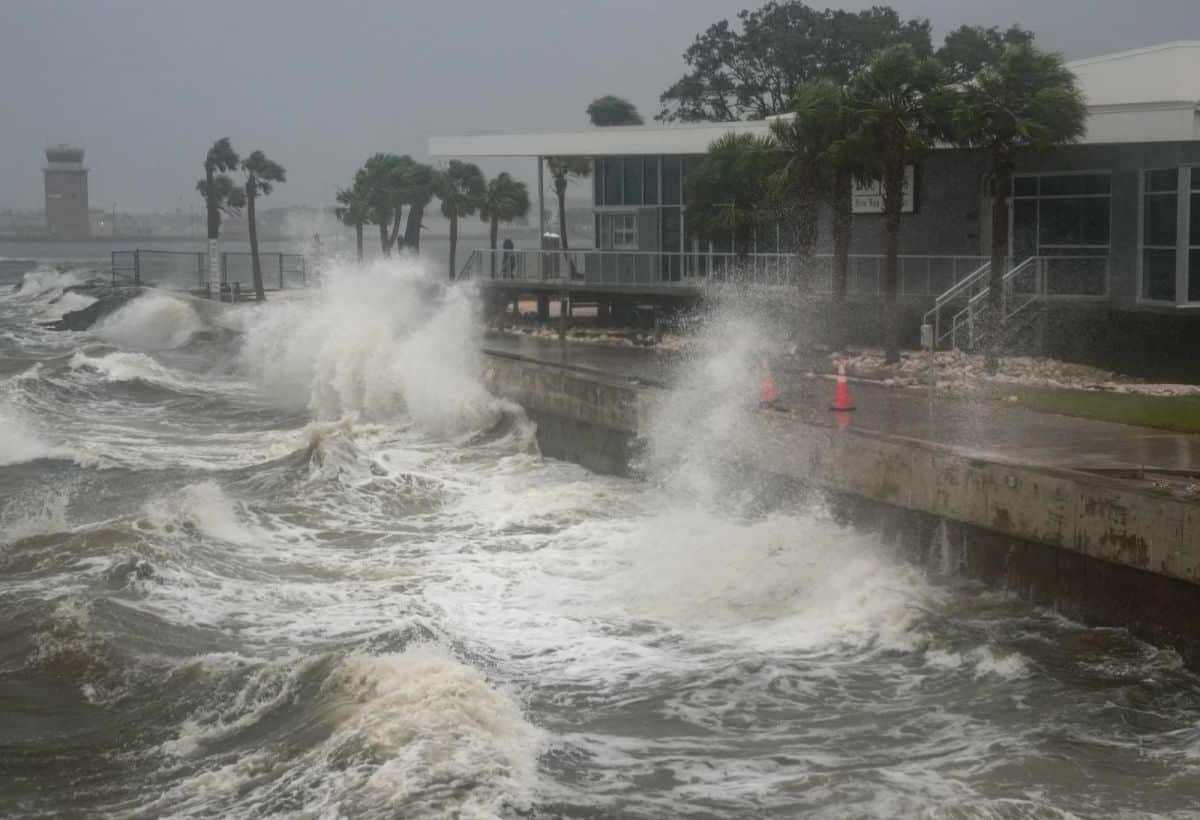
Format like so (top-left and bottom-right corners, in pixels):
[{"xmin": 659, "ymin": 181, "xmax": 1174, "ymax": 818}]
[
  {"xmin": 238, "ymin": 257, "xmax": 515, "ymax": 437},
  {"xmin": 93, "ymin": 291, "xmax": 206, "ymax": 351},
  {"xmin": 146, "ymin": 649, "xmax": 542, "ymax": 819}
]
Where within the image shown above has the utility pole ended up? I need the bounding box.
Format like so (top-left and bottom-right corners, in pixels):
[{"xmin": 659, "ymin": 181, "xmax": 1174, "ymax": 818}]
[{"xmin": 111, "ymin": 203, "xmax": 117, "ymax": 238}]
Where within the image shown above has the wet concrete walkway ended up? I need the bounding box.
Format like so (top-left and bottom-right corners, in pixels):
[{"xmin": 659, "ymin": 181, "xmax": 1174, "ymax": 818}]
[{"xmin": 483, "ymin": 332, "xmax": 1200, "ymax": 476}]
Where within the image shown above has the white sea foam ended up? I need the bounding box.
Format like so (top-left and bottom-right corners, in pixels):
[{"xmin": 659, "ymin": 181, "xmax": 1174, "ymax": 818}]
[
  {"xmin": 93, "ymin": 291, "xmax": 205, "ymax": 351},
  {"xmin": 0, "ymin": 400, "xmax": 58, "ymax": 466},
  {"xmin": 237, "ymin": 257, "xmax": 513, "ymax": 438},
  {"xmin": 139, "ymin": 481, "xmax": 254, "ymax": 545},
  {"xmin": 8, "ymin": 267, "xmax": 89, "ymax": 301},
  {"xmin": 153, "ymin": 648, "xmax": 542, "ymax": 819},
  {"xmin": 49, "ymin": 290, "xmax": 98, "ymax": 316}
]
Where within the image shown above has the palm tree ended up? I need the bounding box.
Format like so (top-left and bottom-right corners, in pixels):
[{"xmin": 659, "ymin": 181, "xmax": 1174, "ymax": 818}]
[
  {"xmin": 435, "ymin": 160, "xmax": 486, "ymax": 280},
  {"xmin": 397, "ymin": 159, "xmax": 436, "ymax": 254},
  {"xmin": 772, "ymin": 80, "xmax": 862, "ymax": 349},
  {"xmin": 358, "ymin": 153, "xmax": 407, "ymax": 256},
  {"xmin": 847, "ymin": 44, "xmax": 947, "ymax": 363},
  {"xmin": 241, "ymin": 150, "xmax": 286, "ymax": 302},
  {"xmin": 950, "ymin": 43, "xmax": 1087, "ymax": 368},
  {"xmin": 197, "ymin": 138, "xmax": 244, "ymax": 296},
  {"xmin": 544, "ymin": 156, "xmax": 591, "ymax": 252},
  {"xmin": 335, "ymin": 180, "xmax": 371, "ymax": 262},
  {"xmin": 479, "ymin": 172, "xmax": 531, "ymax": 276},
  {"xmin": 684, "ymin": 132, "xmax": 778, "ymax": 258}
]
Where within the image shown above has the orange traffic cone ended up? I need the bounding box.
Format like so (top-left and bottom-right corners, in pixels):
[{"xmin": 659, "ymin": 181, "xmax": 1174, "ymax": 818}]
[
  {"xmin": 760, "ymin": 368, "xmax": 778, "ymax": 408},
  {"xmin": 830, "ymin": 359, "xmax": 855, "ymax": 411}
]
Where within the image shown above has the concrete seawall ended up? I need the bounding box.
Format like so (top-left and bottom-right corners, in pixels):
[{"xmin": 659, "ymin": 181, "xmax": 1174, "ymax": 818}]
[{"xmin": 483, "ymin": 350, "xmax": 1200, "ymax": 665}]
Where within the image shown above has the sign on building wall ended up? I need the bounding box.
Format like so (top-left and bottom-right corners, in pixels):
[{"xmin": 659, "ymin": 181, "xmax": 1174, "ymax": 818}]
[{"xmin": 852, "ymin": 165, "xmax": 916, "ymax": 214}]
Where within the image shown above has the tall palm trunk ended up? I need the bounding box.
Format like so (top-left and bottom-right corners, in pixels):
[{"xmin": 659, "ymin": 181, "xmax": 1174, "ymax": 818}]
[
  {"xmin": 355, "ymin": 223, "xmax": 363, "ymax": 262},
  {"xmin": 881, "ymin": 157, "xmax": 905, "ymax": 364},
  {"xmin": 247, "ymin": 186, "xmax": 265, "ymax": 302},
  {"xmin": 247, "ymin": 189, "xmax": 265, "ymax": 302},
  {"xmin": 379, "ymin": 223, "xmax": 389, "ymax": 256},
  {"xmin": 403, "ymin": 205, "xmax": 424, "ymax": 253},
  {"xmin": 489, "ymin": 216, "xmax": 499, "ymax": 278},
  {"xmin": 831, "ymin": 167, "xmax": 853, "ymax": 351},
  {"xmin": 986, "ymin": 147, "xmax": 1012, "ymax": 371},
  {"xmin": 448, "ymin": 212, "xmax": 458, "ymax": 281}
]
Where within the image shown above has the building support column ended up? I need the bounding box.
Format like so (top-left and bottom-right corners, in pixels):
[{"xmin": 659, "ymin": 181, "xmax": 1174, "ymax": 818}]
[{"xmin": 537, "ymin": 292, "xmax": 550, "ymax": 322}]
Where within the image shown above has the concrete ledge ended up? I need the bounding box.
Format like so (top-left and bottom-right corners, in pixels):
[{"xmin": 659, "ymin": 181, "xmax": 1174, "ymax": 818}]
[{"xmin": 482, "ymin": 350, "xmax": 1200, "ymax": 660}]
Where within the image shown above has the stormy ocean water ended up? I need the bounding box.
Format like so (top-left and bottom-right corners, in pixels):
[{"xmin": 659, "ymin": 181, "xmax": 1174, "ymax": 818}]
[{"xmin": 2, "ymin": 258, "xmax": 1200, "ymax": 819}]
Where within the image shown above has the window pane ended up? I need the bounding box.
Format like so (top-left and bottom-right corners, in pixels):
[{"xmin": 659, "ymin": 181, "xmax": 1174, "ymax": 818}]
[
  {"xmin": 623, "ymin": 157, "xmax": 642, "ymax": 205},
  {"xmin": 662, "ymin": 206, "xmax": 681, "ymax": 253},
  {"xmin": 1013, "ymin": 199, "xmax": 1037, "ymax": 255},
  {"xmin": 1144, "ymin": 194, "xmax": 1177, "ymax": 246},
  {"xmin": 603, "ymin": 158, "xmax": 622, "ymax": 206},
  {"xmin": 1039, "ymin": 199, "xmax": 1082, "ymax": 245},
  {"xmin": 1191, "ymin": 193, "xmax": 1200, "ymax": 245},
  {"xmin": 1082, "ymin": 198, "xmax": 1110, "ymax": 244},
  {"xmin": 663, "ymin": 156, "xmax": 681, "ymax": 205},
  {"xmin": 1040, "ymin": 175, "xmax": 1084, "ymax": 196},
  {"xmin": 1191, "ymin": 249, "xmax": 1200, "ymax": 301},
  {"xmin": 1192, "ymin": 170, "xmax": 1200, "ymax": 191},
  {"xmin": 1146, "ymin": 169, "xmax": 1178, "ymax": 193},
  {"xmin": 1013, "ymin": 176, "xmax": 1037, "ymax": 197},
  {"xmin": 643, "ymin": 157, "xmax": 658, "ymax": 204},
  {"xmin": 593, "ymin": 160, "xmax": 604, "ymax": 205},
  {"xmin": 1143, "ymin": 249, "xmax": 1177, "ymax": 300},
  {"xmin": 1082, "ymin": 174, "xmax": 1111, "ymax": 195}
]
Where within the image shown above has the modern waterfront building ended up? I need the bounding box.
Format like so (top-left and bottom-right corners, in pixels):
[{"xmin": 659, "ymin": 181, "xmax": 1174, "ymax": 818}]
[
  {"xmin": 431, "ymin": 41, "xmax": 1200, "ymax": 368},
  {"xmin": 43, "ymin": 145, "xmax": 89, "ymax": 239}
]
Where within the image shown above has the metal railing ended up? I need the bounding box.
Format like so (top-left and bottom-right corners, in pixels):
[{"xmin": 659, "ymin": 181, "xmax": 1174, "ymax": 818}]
[
  {"xmin": 111, "ymin": 249, "xmax": 307, "ymax": 292},
  {"xmin": 458, "ymin": 248, "xmax": 989, "ymax": 299},
  {"xmin": 924, "ymin": 255, "xmax": 1110, "ymax": 351}
]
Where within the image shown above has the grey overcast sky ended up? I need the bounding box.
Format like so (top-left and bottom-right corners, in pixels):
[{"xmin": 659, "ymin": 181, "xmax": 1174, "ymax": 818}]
[{"xmin": 2, "ymin": 0, "xmax": 1198, "ymax": 212}]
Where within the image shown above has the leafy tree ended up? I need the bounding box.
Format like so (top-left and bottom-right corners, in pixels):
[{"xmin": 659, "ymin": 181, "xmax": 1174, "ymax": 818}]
[
  {"xmin": 197, "ymin": 138, "xmax": 245, "ymax": 294},
  {"xmin": 772, "ymin": 80, "xmax": 862, "ymax": 347},
  {"xmin": 335, "ymin": 179, "xmax": 371, "ymax": 262},
  {"xmin": 435, "ymin": 160, "xmax": 486, "ymax": 280},
  {"xmin": 938, "ymin": 24, "xmax": 1034, "ymax": 83},
  {"xmin": 950, "ymin": 42, "xmax": 1086, "ymax": 366},
  {"xmin": 357, "ymin": 153, "xmax": 406, "ymax": 256},
  {"xmin": 684, "ymin": 132, "xmax": 779, "ymax": 258},
  {"xmin": 658, "ymin": 1, "xmax": 931, "ymax": 122},
  {"xmin": 241, "ymin": 150, "xmax": 286, "ymax": 302},
  {"xmin": 479, "ymin": 172, "xmax": 531, "ymax": 276},
  {"xmin": 398, "ymin": 159, "xmax": 436, "ymax": 253},
  {"xmin": 587, "ymin": 95, "xmax": 644, "ymax": 126},
  {"xmin": 545, "ymin": 156, "xmax": 592, "ymax": 252},
  {"xmin": 847, "ymin": 44, "xmax": 948, "ymax": 363},
  {"xmin": 198, "ymin": 138, "xmax": 244, "ymax": 241}
]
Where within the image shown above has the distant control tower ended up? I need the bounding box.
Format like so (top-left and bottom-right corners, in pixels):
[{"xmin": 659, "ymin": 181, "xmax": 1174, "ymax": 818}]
[{"xmin": 43, "ymin": 145, "xmax": 89, "ymax": 239}]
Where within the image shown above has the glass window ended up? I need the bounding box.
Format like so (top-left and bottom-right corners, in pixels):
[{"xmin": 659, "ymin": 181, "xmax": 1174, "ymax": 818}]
[
  {"xmin": 661, "ymin": 206, "xmax": 681, "ymax": 252},
  {"xmin": 643, "ymin": 157, "xmax": 659, "ymax": 205},
  {"xmin": 1191, "ymin": 250, "xmax": 1200, "ymax": 302},
  {"xmin": 623, "ymin": 157, "xmax": 642, "ymax": 205},
  {"xmin": 1144, "ymin": 193, "xmax": 1177, "ymax": 247},
  {"xmin": 1146, "ymin": 169, "xmax": 1178, "ymax": 193},
  {"xmin": 1190, "ymin": 191, "xmax": 1200, "ymax": 246},
  {"xmin": 593, "ymin": 160, "xmax": 604, "ymax": 206},
  {"xmin": 1013, "ymin": 176, "xmax": 1037, "ymax": 197},
  {"xmin": 1040, "ymin": 175, "xmax": 1084, "ymax": 197},
  {"xmin": 601, "ymin": 212, "xmax": 637, "ymax": 249},
  {"xmin": 1143, "ymin": 249, "xmax": 1176, "ymax": 301},
  {"xmin": 603, "ymin": 157, "xmax": 622, "ymax": 206},
  {"xmin": 662, "ymin": 156, "xmax": 681, "ymax": 206}
]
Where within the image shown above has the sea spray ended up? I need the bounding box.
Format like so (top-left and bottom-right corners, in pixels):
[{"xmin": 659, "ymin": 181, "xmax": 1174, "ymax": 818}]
[
  {"xmin": 238, "ymin": 257, "xmax": 513, "ymax": 437},
  {"xmin": 93, "ymin": 291, "xmax": 206, "ymax": 351}
]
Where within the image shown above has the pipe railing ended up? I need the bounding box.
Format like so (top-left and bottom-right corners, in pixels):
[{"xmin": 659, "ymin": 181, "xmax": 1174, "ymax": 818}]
[{"xmin": 459, "ymin": 248, "xmax": 990, "ymax": 299}]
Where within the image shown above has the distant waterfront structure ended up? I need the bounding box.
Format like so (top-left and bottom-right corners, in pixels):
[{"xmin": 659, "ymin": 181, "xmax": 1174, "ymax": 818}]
[{"xmin": 43, "ymin": 144, "xmax": 89, "ymax": 239}]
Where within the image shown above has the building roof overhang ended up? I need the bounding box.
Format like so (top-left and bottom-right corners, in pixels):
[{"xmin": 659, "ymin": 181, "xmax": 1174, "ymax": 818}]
[{"xmin": 429, "ymin": 41, "xmax": 1200, "ymax": 160}]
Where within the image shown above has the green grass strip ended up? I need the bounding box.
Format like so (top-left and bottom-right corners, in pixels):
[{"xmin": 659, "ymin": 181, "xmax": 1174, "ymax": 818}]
[{"xmin": 1004, "ymin": 386, "xmax": 1200, "ymax": 434}]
